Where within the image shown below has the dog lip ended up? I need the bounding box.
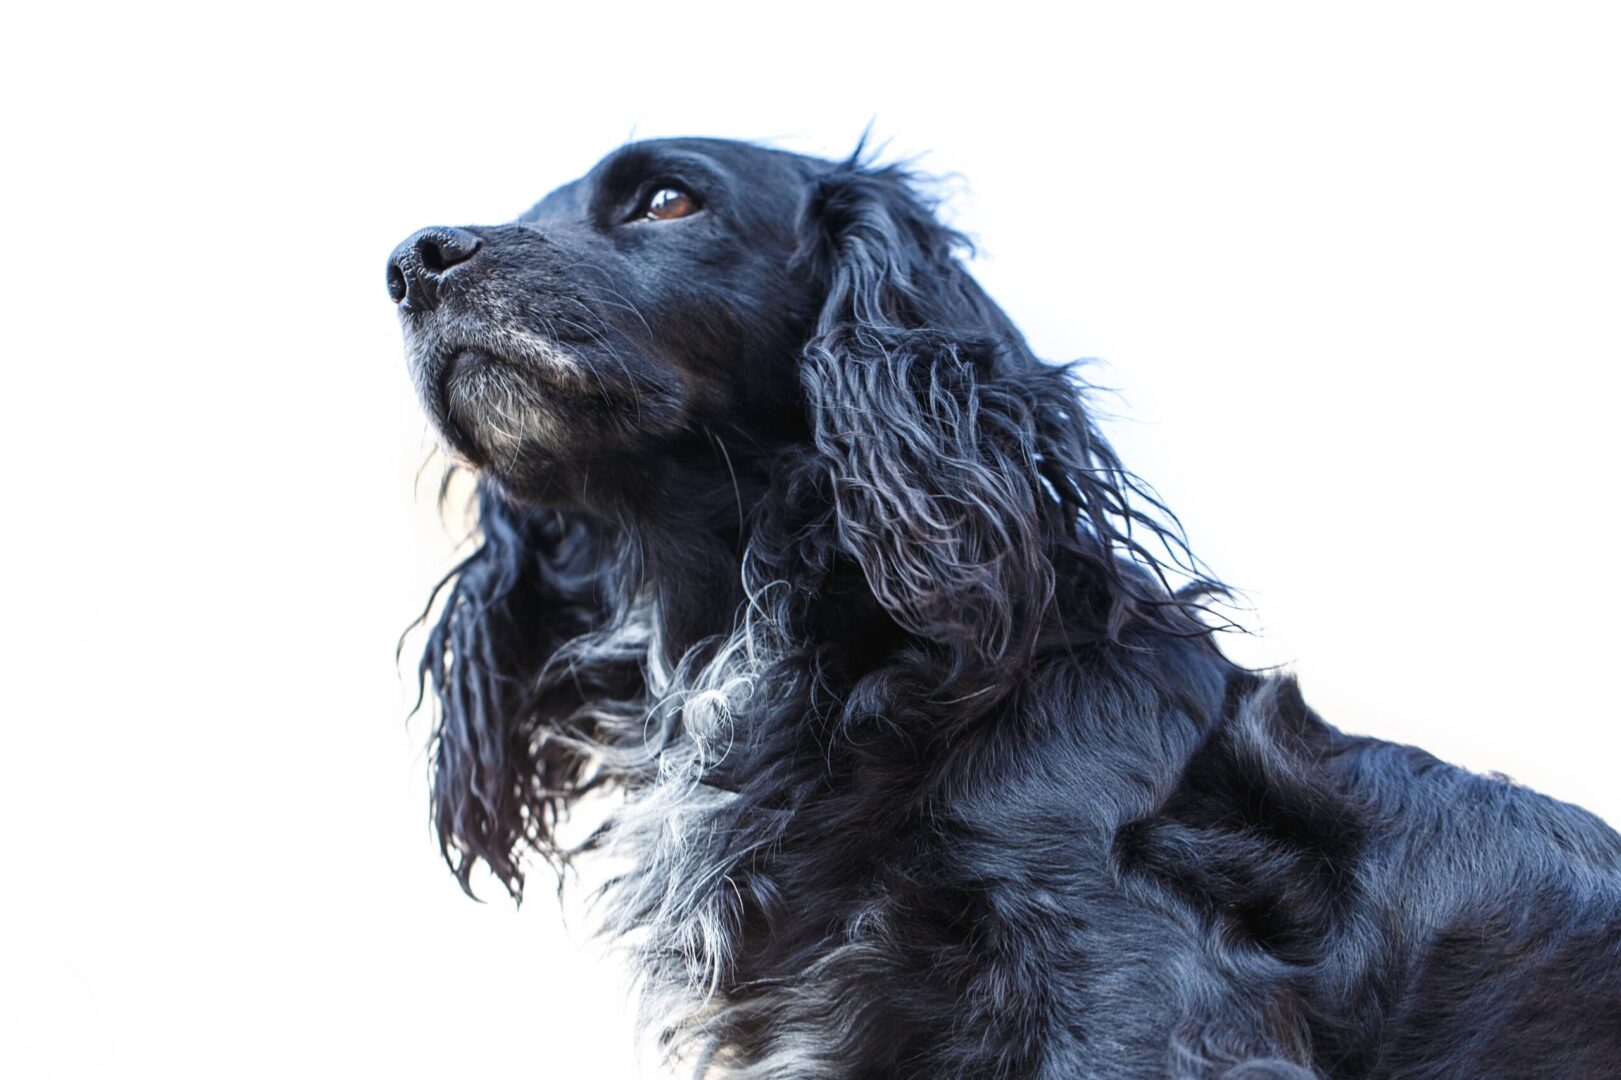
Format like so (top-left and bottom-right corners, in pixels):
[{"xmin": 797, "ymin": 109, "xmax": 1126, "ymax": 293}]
[
  {"xmin": 437, "ymin": 412, "xmax": 483, "ymax": 467},
  {"xmin": 428, "ymin": 346, "xmax": 487, "ymax": 465},
  {"xmin": 436, "ymin": 344, "xmax": 498, "ymax": 397}
]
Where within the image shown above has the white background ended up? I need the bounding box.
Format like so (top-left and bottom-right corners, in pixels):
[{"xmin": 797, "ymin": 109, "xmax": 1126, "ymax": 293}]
[{"xmin": 3, "ymin": 2, "xmax": 1617, "ymax": 1077}]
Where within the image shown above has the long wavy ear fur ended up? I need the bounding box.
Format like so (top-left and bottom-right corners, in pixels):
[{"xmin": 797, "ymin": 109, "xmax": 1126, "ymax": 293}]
[
  {"xmin": 413, "ymin": 482, "xmax": 619, "ymax": 898},
  {"xmin": 796, "ymin": 151, "xmax": 1219, "ymax": 682}
]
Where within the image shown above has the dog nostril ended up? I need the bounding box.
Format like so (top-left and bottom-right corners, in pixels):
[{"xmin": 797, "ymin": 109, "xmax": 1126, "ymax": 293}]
[
  {"xmin": 416, "ymin": 229, "xmax": 482, "ymax": 273},
  {"xmin": 418, "ymin": 240, "xmax": 448, "ymax": 273},
  {"xmin": 388, "ymin": 227, "xmax": 482, "ymax": 311},
  {"xmin": 386, "ymin": 261, "xmax": 407, "ymax": 304}
]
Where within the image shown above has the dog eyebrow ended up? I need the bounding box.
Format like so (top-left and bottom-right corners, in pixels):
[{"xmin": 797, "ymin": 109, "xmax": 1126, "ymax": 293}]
[
  {"xmin": 516, "ymin": 148, "xmax": 726, "ymax": 227},
  {"xmin": 591, "ymin": 147, "xmax": 726, "ymax": 218}
]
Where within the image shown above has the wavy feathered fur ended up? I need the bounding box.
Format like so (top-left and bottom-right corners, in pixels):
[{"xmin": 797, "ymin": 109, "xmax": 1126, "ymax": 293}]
[{"xmin": 395, "ymin": 138, "xmax": 1621, "ymax": 1078}]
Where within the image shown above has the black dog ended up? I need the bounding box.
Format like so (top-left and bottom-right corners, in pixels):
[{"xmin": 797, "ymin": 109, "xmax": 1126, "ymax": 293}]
[{"xmin": 390, "ymin": 138, "xmax": 1621, "ymax": 1077}]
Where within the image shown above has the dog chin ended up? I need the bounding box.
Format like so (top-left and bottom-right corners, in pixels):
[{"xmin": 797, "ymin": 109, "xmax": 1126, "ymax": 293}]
[
  {"xmin": 434, "ymin": 353, "xmax": 560, "ymax": 464},
  {"xmin": 413, "ymin": 333, "xmax": 692, "ymax": 485}
]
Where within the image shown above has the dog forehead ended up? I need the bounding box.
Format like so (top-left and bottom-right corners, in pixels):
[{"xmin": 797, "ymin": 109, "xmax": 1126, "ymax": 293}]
[
  {"xmin": 601, "ymin": 136, "xmax": 813, "ymax": 175},
  {"xmin": 521, "ymin": 137, "xmax": 821, "ymax": 222}
]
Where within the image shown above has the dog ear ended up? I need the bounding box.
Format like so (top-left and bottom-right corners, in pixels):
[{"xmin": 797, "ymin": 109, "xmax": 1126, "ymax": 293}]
[
  {"xmin": 794, "ymin": 155, "xmax": 1215, "ymax": 675},
  {"xmin": 413, "ymin": 481, "xmax": 620, "ymax": 898},
  {"xmin": 794, "ymin": 157, "xmax": 1056, "ymax": 676}
]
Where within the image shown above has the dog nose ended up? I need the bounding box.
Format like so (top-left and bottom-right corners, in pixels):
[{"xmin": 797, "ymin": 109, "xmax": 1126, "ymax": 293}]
[{"xmin": 386, "ymin": 226, "xmax": 483, "ymax": 311}]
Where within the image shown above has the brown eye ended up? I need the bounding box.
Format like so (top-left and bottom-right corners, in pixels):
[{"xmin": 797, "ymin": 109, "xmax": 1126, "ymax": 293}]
[{"xmin": 643, "ymin": 186, "xmax": 699, "ymax": 221}]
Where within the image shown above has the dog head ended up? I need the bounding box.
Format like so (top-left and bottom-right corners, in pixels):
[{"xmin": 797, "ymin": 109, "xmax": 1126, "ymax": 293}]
[
  {"xmin": 388, "ymin": 137, "xmax": 1030, "ymax": 509},
  {"xmin": 391, "ymin": 137, "xmax": 1217, "ymax": 897},
  {"xmin": 391, "ymin": 139, "xmax": 824, "ymax": 504}
]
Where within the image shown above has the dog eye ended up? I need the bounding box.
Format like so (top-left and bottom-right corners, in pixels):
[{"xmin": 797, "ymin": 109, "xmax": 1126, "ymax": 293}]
[{"xmin": 641, "ymin": 186, "xmax": 700, "ymax": 222}]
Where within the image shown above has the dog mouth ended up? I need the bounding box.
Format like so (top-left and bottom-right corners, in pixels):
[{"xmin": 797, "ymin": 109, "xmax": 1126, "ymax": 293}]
[
  {"xmin": 402, "ymin": 335, "xmax": 517, "ymax": 465},
  {"xmin": 435, "ymin": 344, "xmax": 566, "ymax": 465},
  {"xmin": 424, "ymin": 337, "xmax": 603, "ymax": 469},
  {"xmin": 403, "ymin": 318, "xmax": 690, "ymax": 476}
]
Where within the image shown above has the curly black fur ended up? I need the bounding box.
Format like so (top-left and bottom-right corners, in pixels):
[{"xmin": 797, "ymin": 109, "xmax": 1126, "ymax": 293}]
[{"xmin": 390, "ymin": 137, "xmax": 1621, "ymax": 1078}]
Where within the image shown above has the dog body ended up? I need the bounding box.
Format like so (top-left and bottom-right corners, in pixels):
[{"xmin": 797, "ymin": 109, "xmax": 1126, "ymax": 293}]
[{"xmin": 391, "ymin": 138, "xmax": 1621, "ymax": 1077}]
